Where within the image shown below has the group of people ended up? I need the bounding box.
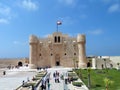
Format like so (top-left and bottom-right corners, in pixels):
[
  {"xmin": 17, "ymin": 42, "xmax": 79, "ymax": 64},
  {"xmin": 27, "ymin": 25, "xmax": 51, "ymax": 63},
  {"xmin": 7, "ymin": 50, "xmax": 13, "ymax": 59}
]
[
  {"xmin": 41, "ymin": 78, "xmax": 46, "ymax": 90},
  {"xmin": 41, "ymin": 73, "xmax": 51, "ymax": 90},
  {"xmin": 53, "ymin": 71, "xmax": 60, "ymax": 83}
]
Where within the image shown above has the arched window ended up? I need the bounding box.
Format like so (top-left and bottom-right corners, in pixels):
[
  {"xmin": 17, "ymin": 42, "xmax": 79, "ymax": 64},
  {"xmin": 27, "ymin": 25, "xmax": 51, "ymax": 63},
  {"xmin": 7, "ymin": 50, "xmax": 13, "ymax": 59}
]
[
  {"xmin": 58, "ymin": 36, "xmax": 60, "ymax": 43},
  {"xmin": 55, "ymin": 36, "xmax": 57, "ymax": 43},
  {"xmin": 87, "ymin": 62, "xmax": 91, "ymax": 67}
]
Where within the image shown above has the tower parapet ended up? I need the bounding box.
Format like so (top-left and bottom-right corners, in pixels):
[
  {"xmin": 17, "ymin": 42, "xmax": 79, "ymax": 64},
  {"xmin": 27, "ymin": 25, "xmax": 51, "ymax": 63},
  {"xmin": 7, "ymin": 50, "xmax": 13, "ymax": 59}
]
[
  {"xmin": 77, "ymin": 34, "xmax": 86, "ymax": 43},
  {"xmin": 77, "ymin": 34, "xmax": 87, "ymax": 68},
  {"xmin": 29, "ymin": 35, "xmax": 38, "ymax": 69},
  {"xmin": 29, "ymin": 35, "xmax": 38, "ymax": 44}
]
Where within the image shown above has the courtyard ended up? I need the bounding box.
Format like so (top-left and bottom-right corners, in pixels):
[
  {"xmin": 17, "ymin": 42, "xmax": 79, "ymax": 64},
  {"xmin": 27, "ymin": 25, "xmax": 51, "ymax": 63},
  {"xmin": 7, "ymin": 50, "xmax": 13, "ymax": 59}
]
[{"xmin": 0, "ymin": 67, "xmax": 89, "ymax": 90}]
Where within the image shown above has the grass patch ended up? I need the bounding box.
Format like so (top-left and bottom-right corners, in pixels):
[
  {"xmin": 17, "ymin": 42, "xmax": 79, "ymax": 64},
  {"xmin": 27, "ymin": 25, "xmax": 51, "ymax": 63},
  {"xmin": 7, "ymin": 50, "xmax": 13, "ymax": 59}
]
[
  {"xmin": 68, "ymin": 72, "xmax": 78, "ymax": 81},
  {"xmin": 75, "ymin": 69, "xmax": 120, "ymax": 90},
  {"xmin": 72, "ymin": 82, "xmax": 83, "ymax": 87},
  {"xmin": 22, "ymin": 82, "xmax": 36, "ymax": 87},
  {"xmin": 35, "ymin": 74, "xmax": 44, "ymax": 77}
]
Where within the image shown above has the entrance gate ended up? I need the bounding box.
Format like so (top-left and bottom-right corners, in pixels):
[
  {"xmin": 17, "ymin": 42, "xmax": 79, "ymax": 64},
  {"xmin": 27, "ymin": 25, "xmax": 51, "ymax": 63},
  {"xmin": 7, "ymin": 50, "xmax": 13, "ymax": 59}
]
[{"xmin": 55, "ymin": 54, "xmax": 60, "ymax": 66}]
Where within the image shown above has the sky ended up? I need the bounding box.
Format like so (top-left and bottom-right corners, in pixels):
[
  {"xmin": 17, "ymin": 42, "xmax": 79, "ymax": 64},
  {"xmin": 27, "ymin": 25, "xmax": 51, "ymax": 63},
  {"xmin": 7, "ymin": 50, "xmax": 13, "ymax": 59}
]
[{"xmin": 0, "ymin": 0, "xmax": 120, "ymax": 58}]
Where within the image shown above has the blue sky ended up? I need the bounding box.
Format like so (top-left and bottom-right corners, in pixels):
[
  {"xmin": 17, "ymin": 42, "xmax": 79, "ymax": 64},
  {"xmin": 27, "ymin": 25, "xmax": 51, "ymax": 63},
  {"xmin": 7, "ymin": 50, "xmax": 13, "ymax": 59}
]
[{"xmin": 0, "ymin": 0, "xmax": 120, "ymax": 58}]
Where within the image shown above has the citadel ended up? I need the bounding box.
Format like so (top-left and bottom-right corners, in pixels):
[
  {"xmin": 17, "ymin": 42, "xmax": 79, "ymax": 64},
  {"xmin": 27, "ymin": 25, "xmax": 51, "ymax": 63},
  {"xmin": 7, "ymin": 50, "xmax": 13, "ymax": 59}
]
[
  {"xmin": 0, "ymin": 31, "xmax": 120, "ymax": 69},
  {"xmin": 28, "ymin": 31, "xmax": 120, "ymax": 69},
  {"xmin": 29, "ymin": 32, "xmax": 87, "ymax": 69}
]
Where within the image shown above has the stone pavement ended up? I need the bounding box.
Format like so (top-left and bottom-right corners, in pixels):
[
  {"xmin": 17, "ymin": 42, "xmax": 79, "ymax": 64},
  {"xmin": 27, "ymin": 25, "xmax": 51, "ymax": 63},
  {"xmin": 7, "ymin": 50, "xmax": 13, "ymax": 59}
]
[
  {"xmin": 0, "ymin": 68, "xmax": 36, "ymax": 90},
  {"xmin": 38, "ymin": 67, "xmax": 89, "ymax": 90},
  {"xmin": 0, "ymin": 67, "xmax": 88, "ymax": 90},
  {"xmin": 37, "ymin": 67, "xmax": 69, "ymax": 90}
]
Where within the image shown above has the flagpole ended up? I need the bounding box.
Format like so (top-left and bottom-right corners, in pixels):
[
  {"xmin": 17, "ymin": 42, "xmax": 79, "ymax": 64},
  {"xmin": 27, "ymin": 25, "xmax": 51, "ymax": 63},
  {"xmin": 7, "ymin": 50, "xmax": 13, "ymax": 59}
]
[
  {"xmin": 57, "ymin": 24, "xmax": 58, "ymax": 32},
  {"xmin": 56, "ymin": 21, "xmax": 62, "ymax": 32}
]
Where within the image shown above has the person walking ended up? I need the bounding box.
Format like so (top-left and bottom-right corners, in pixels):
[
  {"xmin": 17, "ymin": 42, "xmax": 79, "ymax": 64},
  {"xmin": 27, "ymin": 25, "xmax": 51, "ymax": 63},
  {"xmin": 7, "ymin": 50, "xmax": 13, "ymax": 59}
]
[
  {"xmin": 41, "ymin": 78, "xmax": 46, "ymax": 90},
  {"xmin": 3, "ymin": 71, "xmax": 6, "ymax": 75},
  {"xmin": 47, "ymin": 82, "xmax": 50, "ymax": 90}
]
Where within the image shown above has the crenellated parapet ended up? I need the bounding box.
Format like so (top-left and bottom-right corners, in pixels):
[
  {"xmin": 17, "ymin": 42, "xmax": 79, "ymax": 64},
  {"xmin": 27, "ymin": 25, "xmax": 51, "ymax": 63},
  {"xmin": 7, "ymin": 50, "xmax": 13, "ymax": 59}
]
[
  {"xmin": 29, "ymin": 35, "xmax": 38, "ymax": 44},
  {"xmin": 77, "ymin": 34, "xmax": 86, "ymax": 44}
]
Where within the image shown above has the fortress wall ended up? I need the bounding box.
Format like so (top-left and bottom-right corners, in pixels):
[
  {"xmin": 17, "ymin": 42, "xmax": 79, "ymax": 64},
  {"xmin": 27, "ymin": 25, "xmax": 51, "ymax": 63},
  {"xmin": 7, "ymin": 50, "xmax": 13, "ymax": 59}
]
[
  {"xmin": 0, "ymin": 58, "xmax": 29, "ymax": 68},
  {"xmin": 110, "ymin": 56, "xmax": 120, "ymax": 63},
  {"xmin": 96, "ymin": 59, "xmax": 111, "ymax": 69},
  {"xmin": 90, "ymin": 56, "xmax": 120, "ymax": 69}
]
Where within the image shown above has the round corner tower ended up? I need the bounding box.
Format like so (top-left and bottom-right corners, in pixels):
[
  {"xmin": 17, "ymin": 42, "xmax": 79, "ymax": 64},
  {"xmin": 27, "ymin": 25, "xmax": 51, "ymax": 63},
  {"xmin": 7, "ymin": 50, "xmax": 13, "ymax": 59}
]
[
  {"xmin": 29, "ymin": 35, "xmax": 38, "ymax": 69},
  {"xmin": 77, "ymin": 34, "xmax": 87, "ymax": 68}
]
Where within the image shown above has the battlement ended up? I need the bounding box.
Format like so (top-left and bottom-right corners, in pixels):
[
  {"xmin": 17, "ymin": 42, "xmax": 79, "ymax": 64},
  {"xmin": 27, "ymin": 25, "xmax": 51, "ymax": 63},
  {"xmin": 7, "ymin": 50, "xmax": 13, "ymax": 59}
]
[
  {"xmin": 77, "ymin": 34, "xmax": 86, "ymax": 43},
  {"xmin": 29, "ymin": 35, "xmax": 38, "ymax": 44}
]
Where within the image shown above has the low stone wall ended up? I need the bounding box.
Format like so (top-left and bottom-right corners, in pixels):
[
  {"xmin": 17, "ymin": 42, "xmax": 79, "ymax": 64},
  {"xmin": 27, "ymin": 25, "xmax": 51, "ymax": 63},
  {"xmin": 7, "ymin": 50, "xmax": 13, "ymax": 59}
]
[
  {"xmin": 96, "ymin": 59, "xmax": 111, "ymax": 69},
  {"xmin": 0, "ymin": 58, "xmax": 29, "ymax": 68},
  {"xmin": 110, "ymin": 56, "xmax": 120, "ymax": 64},
  {"xmin": 87, "ymin": 56, "xmax": 120, "ymax": 69}
]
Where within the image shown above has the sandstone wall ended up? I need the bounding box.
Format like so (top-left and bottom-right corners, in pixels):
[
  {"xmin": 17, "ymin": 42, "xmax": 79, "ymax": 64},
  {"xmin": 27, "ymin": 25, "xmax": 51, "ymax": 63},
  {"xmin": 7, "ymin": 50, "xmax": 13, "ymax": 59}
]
[{"xmin": 0, "ymin": 58, "xmax": 29, "ymax": 68}]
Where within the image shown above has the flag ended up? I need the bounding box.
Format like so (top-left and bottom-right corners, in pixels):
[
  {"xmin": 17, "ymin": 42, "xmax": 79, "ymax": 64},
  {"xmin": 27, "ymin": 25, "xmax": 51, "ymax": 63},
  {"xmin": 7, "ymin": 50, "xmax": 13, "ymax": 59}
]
[{"xmin": 57, "ymin": 21, "xmax": 62, "ymax": 25}]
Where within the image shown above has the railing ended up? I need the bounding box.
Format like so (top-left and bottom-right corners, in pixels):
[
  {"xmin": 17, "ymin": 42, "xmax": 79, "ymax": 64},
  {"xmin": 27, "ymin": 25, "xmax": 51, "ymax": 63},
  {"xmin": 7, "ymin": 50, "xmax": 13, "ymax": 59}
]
[{"xmin": 15, "ymin": 71, "xmax": 47, "ymax": 90}]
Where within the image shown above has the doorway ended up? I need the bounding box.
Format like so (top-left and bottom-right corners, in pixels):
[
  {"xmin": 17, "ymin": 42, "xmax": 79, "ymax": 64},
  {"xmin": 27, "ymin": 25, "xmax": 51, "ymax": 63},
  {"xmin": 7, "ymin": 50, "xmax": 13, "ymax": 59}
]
[
  {"xmin": 56, "ymin": 61, "xmax": 60, "ymax": 66},
  {"xmin": 18, "ymin": 61, "xmax": 23, "ymax": 66},
  {"xmin": 55, "ymin": 54, "xmax": 60, "ymax": 66}
]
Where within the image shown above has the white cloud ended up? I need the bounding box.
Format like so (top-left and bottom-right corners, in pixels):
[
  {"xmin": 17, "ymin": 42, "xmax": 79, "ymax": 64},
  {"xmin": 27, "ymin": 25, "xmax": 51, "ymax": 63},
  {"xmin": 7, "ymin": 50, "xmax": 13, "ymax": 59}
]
[
  {"xmin": 13, "ymin": 41, "xmax": 27, "ymax": 45},
  {"xmin": 0, "ymin": 18, "xmax": 9, "ymax": 24},
  {"xmin": 87, "ymin": 29, "xmax": 103, "ymax": 35},
  {"xmin": 0, "ymin": 3, "xmax": 14, "ymax": 24},
  {"xmin": 21, "ymin": 0, "xmax": 38, "ymax": 11},
  {"xmin": 0, "ymin": 6, "xmax": 11, "ymax": 16},
  {"xmin": 58, "ymin": 0, "xmax": 76, "ymax": 6},
  {"xmin": 108, "ymin": 4, "xmax": 120, "ymax": 13}
]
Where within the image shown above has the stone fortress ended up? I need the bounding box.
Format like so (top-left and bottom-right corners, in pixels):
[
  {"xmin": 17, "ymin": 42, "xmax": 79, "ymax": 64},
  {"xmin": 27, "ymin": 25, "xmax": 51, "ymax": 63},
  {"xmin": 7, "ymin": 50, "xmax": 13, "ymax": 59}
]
[
  {"xmin": 0, "ymin": 31, "xmax": 120, "ymax": 69},
  {"xmin": 29, "ymin": 32, "xmax": 87, "ymax": 69}
]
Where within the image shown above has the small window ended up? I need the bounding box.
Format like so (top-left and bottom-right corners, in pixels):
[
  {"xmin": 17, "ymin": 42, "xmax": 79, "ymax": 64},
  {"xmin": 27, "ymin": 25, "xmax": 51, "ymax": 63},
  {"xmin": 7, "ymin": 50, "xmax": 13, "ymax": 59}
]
[
  {"xmin": 64, "ymin": 53, "xmax": 66, "ymax": 55},
  {"xmin": 55, "ymin": 36, "xmax": 57, "ymax": 43},
  {"xmin": 74, "ymin": 53, "xmax": 76, "ymax": 55},
  {"xmin": 58, "ymin": 36, "xmax": 60, "ymax": 43},
  {"xmin": 39, "ymin": 53, "xmax": 41, "ymax": 56}
]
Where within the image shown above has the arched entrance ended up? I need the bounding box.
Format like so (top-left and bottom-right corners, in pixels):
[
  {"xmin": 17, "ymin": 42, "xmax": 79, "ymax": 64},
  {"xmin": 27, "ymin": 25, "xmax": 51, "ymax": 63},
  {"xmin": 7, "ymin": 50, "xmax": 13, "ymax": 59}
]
[
  {"xmin": 18, "ymin": 61, "xmax": 23, "ymax": 66},
  {"xmin": 55, "ymin": 54, "xmax": 60, "ymax": 66},
  {"xmin": 87, "ymin": 62, "xmax": 91, "ymax": 67}
]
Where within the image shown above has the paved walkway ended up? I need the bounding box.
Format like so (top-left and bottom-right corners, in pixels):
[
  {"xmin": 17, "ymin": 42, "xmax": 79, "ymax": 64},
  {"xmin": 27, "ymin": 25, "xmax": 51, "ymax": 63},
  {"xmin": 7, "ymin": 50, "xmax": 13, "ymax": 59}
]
[
  {"xmin": 0, "ymin": 68, "xmax": 36, "ymax": 90},
  {"xmin": 48, "ymin": 70, "xmax": 68, "ymax": 90},
  {"xmin": 38, "ymin": 67, "xmax": 89, "ymax": 90},
  {"xmin": 37, "ymin": 67, "xmax": 70, "ymax": 90},
  {"xmin": 1, "ymin": 67, "xmax": 88, "ymax": 90}
]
